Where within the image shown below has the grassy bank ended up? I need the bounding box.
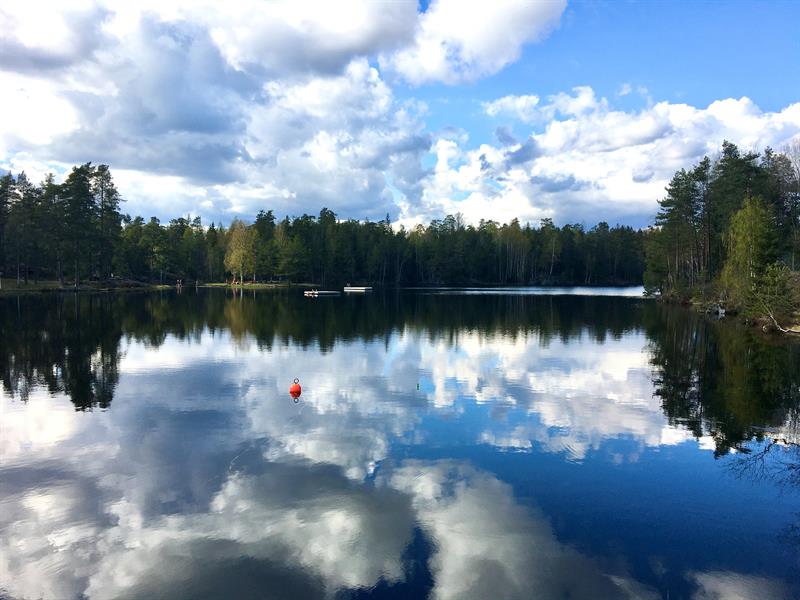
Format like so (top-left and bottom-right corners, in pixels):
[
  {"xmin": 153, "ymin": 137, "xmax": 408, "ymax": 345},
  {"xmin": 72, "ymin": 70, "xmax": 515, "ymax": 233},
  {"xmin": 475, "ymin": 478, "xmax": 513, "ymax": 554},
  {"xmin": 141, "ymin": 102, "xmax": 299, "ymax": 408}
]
[
  {"xmin": 0, "ymin": 278, "xmax": 175, "ymax": 296},
  {"xmin": 199, "ymin": 282, "xmax": 312, "ymax": 289},
  {"xmin": 0, "ymin": 279, "xmax": 319, "ymax": 296},
  {"xmin": 655, "ymin": 284, "xmax": 800, "ymax": 338}
]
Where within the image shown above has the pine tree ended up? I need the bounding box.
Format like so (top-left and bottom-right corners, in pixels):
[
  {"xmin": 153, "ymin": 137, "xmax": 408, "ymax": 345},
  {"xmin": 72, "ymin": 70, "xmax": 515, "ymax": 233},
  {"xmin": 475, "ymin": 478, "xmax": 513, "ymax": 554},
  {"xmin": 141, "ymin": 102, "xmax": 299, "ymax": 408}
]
[
  {"xmin": 92, "ymin": 165, "xmax": 122, "ymax": 279},
  {"xmin": 0, "ymin": 173, "xmax": 13, "ymax": 279},
  {"xmin": 61, "ymin": 164, "xmax": 96, "ymax": 286}
]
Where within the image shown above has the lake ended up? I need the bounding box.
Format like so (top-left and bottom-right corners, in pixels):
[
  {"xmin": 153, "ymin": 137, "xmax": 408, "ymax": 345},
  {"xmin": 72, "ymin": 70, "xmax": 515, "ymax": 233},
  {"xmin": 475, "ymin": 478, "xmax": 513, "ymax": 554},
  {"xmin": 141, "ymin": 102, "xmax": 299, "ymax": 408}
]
[{"xmin": 1, "ymin": 288, "xmax": 799, "ymax": 599}]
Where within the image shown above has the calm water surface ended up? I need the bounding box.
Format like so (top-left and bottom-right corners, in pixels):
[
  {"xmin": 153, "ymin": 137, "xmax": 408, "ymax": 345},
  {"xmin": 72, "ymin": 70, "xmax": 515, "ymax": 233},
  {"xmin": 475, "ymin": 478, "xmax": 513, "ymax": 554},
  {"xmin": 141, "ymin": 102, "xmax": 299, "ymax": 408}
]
[{"xmin": 1, "ymin": 289, "xmax": 799, "ymax": 599}]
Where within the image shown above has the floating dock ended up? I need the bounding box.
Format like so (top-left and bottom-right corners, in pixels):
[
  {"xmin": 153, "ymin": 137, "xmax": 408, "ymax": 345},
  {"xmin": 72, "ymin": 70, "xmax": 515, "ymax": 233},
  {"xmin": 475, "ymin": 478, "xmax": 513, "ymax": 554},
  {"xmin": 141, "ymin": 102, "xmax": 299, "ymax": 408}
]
[
  {"xmin": 304, "ymin": 290, "xmax": 341, "ymax": 297},
  {"xmin": 343, "ymin": 286, "xmax": 373, "ymax": 293}
]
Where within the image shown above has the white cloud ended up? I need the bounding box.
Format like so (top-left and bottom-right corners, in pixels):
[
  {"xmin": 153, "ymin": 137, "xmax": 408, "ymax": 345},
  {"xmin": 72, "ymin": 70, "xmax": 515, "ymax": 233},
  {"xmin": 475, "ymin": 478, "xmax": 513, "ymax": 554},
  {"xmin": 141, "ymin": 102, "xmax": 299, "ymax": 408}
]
[
  {"xmin": 1, "ymin": 0, "xmax": 418, "ymax": 77},
  {"xmin": 0, "ymin": 462, "xmax": 415, "ymax": 600},
  {"xmin": 0, "ymin": 72, "xmax": 79, "ymax": 148},
  {"xmin": 0, "ymin": 0, "xmax": 111, "ymax": 73},
  {"xmin": 3, "ymin": 1, "xmax": 800, "ymax": 229},
  {"xmin": 236, "ymin": 59, "xmax": 430, "ymax": 219},
  {"xmin": 383, "ymin": 0, "xmax": 566, "ymax": 85},
  {"xmin": 412, "ymin": 88, "xmax": 800, "ymax": 227},
  {"xmin": 198, "ymin": 0, "xmax": 418, "ymax": 75},
  {"xmin": 0, "ymin": 2, "xmax": 428, "ymax": 221},
  {"xmin": 483, "ymin": 94, "xmax": 542, "ymax": 123}
]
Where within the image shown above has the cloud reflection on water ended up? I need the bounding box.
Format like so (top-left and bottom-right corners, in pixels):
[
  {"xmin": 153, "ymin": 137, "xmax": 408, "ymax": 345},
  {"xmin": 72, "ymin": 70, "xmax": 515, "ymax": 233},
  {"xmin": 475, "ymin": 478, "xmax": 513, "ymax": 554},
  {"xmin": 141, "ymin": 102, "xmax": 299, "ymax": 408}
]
[{"xmin": 0, "ymin": 299, "xmax": 796, "ymax": 599}]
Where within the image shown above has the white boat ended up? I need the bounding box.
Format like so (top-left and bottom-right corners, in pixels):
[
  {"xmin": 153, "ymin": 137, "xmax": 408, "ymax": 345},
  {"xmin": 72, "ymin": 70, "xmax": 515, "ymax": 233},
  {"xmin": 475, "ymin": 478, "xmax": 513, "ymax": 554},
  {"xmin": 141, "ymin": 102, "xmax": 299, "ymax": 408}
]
[{"xmin": 343, "ymin": 286, "xmax": 373, "ymax": 293}]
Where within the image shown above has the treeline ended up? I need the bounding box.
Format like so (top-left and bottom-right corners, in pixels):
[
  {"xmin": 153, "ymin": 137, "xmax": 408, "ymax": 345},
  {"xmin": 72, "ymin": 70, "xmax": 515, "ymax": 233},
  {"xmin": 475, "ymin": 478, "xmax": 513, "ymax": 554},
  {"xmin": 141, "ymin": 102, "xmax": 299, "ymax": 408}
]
[
  {"xmin": 645, "ymin": 141, "xmax": 800, "ymax": 329},
  {"xmin": 0, "ymin": 163, "xmax": 645, "ymax": 287}
]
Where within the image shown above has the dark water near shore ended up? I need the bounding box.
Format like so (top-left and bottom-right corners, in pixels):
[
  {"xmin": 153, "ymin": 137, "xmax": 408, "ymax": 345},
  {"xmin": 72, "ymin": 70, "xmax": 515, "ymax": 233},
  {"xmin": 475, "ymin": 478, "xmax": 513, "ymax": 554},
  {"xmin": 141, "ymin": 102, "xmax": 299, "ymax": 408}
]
[{"xmin": 1, "ymin": 288, "xmax": 799, "ymax": 599}]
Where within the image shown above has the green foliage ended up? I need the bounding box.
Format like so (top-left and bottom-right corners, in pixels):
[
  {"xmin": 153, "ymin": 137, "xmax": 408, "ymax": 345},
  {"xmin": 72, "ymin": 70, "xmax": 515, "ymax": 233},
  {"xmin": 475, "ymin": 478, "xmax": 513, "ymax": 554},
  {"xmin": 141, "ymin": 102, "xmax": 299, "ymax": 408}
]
[
  {"xmin": 278, "ymin": 235, "xmax": 310, "ymax": 282},
  {"xmin": 1, "ymin": 164, "xmax": 646, "ymax": 287},
  {"xmin": 0, "ymin": 173, "xmax": 13, "ymax": 272},
  {"xmin": 0, "ymin": 163, "xmax": 126, "ymax": 285},
  {"xmin": 645, "ymin": 141, "xmax": 800, "ymax": 303},
  {"xmin": 93, "ymin": 164, "xmax": 122, "ymax": 278},
  {"xmin": 4, "ymin": 145, "xmax": 799, "ymax": 295},
  {"xmin": 253, "ymin": 210, "xmax": 277, "ymax": 280},
  {"xmin": 224, "ymin": 219, "xmax": 255, "ymax": 283},
  {"xmin": 643, "ymin": 227, "xmax": 668, "ymax": 296},
  {"xmin": 720, "ymin": 196, "xmax": 778, "ymax": 307},
  {"xmin": 141, "ymin": 217, "xmax": 167, "ymax": 283},
  {"xmin": 747, "ymin": 263, "xmax": 800, "ymax": 330}
]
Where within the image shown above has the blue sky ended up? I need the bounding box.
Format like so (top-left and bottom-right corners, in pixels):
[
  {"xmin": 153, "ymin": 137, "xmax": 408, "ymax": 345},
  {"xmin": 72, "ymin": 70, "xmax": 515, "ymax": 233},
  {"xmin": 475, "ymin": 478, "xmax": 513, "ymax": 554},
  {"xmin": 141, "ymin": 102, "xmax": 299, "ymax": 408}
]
[
  {"xmin": 493, "ymin": 0, "xmax": 800, "ymax": 110},
  {"xmin": 1, "ymin": 0, "xmax": 799, "ymax": 228},
  {"xmin": 402, "ymin": 0, "xmax": 800, "ymax": 146}
]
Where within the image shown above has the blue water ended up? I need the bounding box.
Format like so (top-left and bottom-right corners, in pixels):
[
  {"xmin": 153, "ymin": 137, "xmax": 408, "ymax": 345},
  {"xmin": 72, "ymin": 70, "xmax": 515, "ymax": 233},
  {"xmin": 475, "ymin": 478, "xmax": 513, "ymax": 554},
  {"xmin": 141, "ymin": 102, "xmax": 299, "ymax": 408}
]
[{"xmin": 0, "ymin": 289, "xmax": 797, "ymax": 599}]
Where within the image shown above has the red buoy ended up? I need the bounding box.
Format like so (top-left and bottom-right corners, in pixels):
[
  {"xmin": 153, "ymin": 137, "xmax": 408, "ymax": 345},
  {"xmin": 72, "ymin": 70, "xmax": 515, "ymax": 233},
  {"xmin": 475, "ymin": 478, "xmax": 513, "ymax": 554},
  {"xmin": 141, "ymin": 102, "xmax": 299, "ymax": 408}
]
[{"xmin": 289, "ymin": 378, "xmax": 302, "ymax": 401}]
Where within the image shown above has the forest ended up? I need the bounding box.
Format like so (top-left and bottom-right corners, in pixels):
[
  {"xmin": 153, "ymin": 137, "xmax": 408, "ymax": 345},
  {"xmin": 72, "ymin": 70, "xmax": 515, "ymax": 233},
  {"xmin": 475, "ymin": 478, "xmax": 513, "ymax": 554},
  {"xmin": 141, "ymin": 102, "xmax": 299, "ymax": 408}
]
[
  {"xmin": 1, "ymin": 139, "xmax": 799, "ymax": 321},
  {"xmin": 0, "ymin": 164, "xmax": 644, "ymax": 287},
  {"xmin": 644, "ymin": 140, "xmax": 800, "ymax": 330}
]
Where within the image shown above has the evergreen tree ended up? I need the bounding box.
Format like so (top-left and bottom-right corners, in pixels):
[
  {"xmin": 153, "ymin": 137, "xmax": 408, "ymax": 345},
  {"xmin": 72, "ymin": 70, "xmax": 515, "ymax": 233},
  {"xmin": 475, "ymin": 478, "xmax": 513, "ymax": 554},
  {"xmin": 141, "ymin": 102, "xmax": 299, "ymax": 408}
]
[
  {"xmin": 118, "ymin": 215, "xmax": 147, "ymax": 278},
  {"xmin": 0, "ymin": 161, "xmax": 661, "ymax": 289},
  {"xmin": 278, "ymin": 236, "xmax": 310, "ymax": 282},
  {"xmin": 92, "ymin": 165, "xmax": 122, "ymax": 278},
  {"xmin": 0, "ymin": 173, "xmax": 13, "ymax": 278},
  {"xmin": 206, "ymin": 223, "xmax": 225, "ymax": 281},
  {"xmin": 645, "ymin": 141, "xmax": 797, "ymax": 302},
  {"xmin": 61, "ymin": 163, "xmax": 96, "ymax": 286},
  {"xmin": 40, "ymin": 174, "xmax": 67, "ymax": 284},
  {"xmin": 141, "ymin": 217, "xmax": 167, "ymax": 284},
  {"xmin": 253, "ymin": 210, "xmax": 277, "ymax": 281}
]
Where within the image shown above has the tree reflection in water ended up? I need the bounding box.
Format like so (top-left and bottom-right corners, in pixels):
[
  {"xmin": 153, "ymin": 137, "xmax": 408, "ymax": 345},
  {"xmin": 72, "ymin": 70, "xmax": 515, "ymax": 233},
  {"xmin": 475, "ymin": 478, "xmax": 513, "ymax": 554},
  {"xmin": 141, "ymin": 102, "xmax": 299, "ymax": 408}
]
[
  {"xmin": 2, "ymin": 289, "xmax": 799, "ymax": 441},
  {"xmin": 1, "ymin": 288, "xmax": 799, "ymax": 598},
  {"xmin": 4, "ymin": 288, "xmax": 800, "ymax": 518},
  {"xmin": 1, "ymin": 290, "xmax": 644, "ymax": 410},
  {"xmin": 645, "ymin": 304, "xmax": 800, "ymax": 456},
  {"xmin": 0, "ymin": 294, "xmax": 122, "ymax": 409}
]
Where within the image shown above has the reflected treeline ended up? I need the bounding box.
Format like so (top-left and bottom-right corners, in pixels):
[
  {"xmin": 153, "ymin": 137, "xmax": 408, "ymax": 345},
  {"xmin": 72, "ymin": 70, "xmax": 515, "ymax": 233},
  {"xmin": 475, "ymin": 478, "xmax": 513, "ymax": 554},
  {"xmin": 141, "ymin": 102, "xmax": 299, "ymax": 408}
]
[
  {"xmin": 0, "ymin": 290, "xmax": 644, "ymax": 409},
  {"xmin": 2, "ymin": 289, "xmax": 799, "ymax": 454},
  {"xmin": 645, "ymin": 305, "xmax": 800, "ymax": 455},
  {"xmin": 160, "ymin": 290, "xmax": 644, "ymax": 349},
  {"xmin": 0, "ymin": 294, "xmax": 122, "ymax": 409}
]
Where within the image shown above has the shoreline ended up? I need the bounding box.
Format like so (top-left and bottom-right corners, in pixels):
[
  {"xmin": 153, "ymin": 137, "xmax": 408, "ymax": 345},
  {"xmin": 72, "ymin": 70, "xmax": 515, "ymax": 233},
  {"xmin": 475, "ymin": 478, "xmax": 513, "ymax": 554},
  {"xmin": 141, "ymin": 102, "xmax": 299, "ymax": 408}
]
[
  {"xmin": 654, "ymin": 294, "xmax": 800, "ymax": 337},
  {"xmin": 0, "ymin": 280, "xmax": 647, "ymax": 297},
  {"xmin": 0, "ymin": 279, "xmax": 312, "ymax": 297}
]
